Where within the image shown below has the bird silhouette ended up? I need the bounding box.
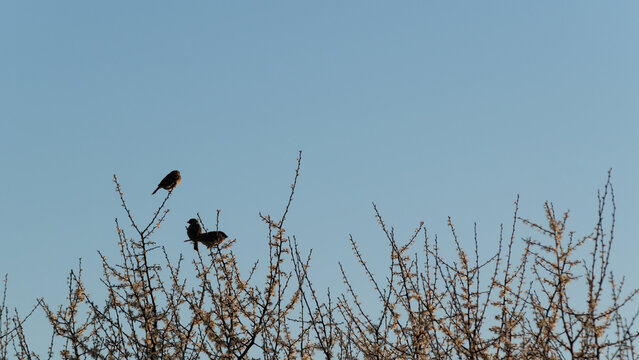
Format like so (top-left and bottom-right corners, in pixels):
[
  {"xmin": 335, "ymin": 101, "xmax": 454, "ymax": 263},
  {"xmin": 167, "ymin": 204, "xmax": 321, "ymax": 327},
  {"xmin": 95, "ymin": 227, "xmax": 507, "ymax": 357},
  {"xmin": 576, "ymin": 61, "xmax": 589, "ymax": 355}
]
[
  {"xmin": 184, "ymin": 218, "xmax": 228, "ymax": 251},
  {"xmin": 198, "ymin": 231, "xmax": 228, "ymax": 249},
  {"xmin": 152, "ymin": 170, "xmax": 181, "ymax": 195},
  {"xmin": 186, "ymin": 218, "xmax": 202, "ymax": 251}
]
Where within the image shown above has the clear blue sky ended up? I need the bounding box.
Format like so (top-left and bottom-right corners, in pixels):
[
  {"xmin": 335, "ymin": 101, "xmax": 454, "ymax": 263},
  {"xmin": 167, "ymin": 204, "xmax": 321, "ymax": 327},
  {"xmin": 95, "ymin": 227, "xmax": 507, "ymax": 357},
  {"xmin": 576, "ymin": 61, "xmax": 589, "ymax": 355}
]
[{"xmin": 2, "ymin": 1, "xmax": 638, "ymax": 351}]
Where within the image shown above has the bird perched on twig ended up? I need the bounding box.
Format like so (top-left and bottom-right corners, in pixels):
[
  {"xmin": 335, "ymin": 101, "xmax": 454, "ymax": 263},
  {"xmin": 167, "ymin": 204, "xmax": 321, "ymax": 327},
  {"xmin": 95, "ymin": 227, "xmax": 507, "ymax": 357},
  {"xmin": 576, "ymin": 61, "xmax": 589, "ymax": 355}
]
[
  {"xmin": 152, "ymin": 170, "xmax": 181, "ymax": 195},
  {"xmin": 184, "ymin": 218, "xmax": 228, "ymax": 251},
  {"xmin": 198, "ymin": 231, "xmax": 228, "ymax": 249},
  {"xmin": 186, "ymin": 218, "xmax": 202, "ymax": 251}
]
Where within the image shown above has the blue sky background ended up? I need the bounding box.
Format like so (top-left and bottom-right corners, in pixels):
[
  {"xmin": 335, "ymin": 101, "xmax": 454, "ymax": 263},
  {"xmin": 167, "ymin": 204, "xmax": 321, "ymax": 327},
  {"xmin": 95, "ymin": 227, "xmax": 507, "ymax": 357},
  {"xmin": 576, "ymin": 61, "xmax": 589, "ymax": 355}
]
[{"xmin": 2, "ymin": 1, "xmax": 638, "ymax": 351}]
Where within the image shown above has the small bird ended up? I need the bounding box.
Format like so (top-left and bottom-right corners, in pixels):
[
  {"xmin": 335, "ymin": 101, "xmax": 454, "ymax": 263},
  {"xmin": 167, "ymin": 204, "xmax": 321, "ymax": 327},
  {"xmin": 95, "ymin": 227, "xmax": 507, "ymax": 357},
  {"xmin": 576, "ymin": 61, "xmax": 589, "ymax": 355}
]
[
  {"xmin": 198, "ymin": 231, "xmax": 228, "ymax": 249},
  {"xmin": 186, "ymin": 218, "xmax": 202, "ymax": 251},
  {"xmin": 152, "ymin": 170, "xmax": 181, "ymax": 195},
  {"xmin": 184, "ymin": 218, "xmax": 228, "ymax": 251}
]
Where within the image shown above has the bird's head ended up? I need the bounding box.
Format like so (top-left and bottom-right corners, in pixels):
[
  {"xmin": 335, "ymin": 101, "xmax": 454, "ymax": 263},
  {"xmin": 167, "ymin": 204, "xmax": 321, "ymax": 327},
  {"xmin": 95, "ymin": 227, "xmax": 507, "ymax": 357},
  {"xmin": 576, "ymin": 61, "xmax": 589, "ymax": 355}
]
[{"xmin": 187, "ymin": 218, "xmax": 199, "ymax": 225}]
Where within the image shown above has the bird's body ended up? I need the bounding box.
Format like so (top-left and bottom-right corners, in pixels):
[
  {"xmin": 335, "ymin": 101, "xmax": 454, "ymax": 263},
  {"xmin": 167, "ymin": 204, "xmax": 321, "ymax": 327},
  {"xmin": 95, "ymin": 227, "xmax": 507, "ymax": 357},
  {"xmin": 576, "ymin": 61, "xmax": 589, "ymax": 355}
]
[
  {"xmin": 152, "ymin": 170, "xmax": 181, "ymax": 195},
  {"xmin": 185, "ymin": 218, "xmax": 228, "ymax": 251}
]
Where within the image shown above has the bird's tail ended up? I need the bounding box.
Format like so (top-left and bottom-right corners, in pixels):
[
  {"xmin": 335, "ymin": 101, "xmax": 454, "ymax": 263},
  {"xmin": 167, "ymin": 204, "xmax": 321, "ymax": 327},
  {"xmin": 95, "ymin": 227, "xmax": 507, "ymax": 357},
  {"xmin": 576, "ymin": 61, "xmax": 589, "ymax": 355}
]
[
  {"xmin": 152, "ymin": 186, "xmax": 159, "ymax": 195},
  {"xmin": 184, "ymin": 239, "xmax": 200, "ymax": 251}
]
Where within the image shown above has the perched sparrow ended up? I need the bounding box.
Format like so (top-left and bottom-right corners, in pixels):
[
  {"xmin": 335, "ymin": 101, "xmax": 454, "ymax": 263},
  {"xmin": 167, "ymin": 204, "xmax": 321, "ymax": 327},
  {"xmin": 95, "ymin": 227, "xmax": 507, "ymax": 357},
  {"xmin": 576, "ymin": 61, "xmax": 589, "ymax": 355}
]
[
  {"xmin": 198, "ymin": 231, "xmax": 228, "ymax": 249},
  {"xmin": 152, "ymin": 170, "xmax": 181, "ymax": 195},
  {"xmin": 186, "ymin": 218, "xmax": 202, "ymax": 251}
]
